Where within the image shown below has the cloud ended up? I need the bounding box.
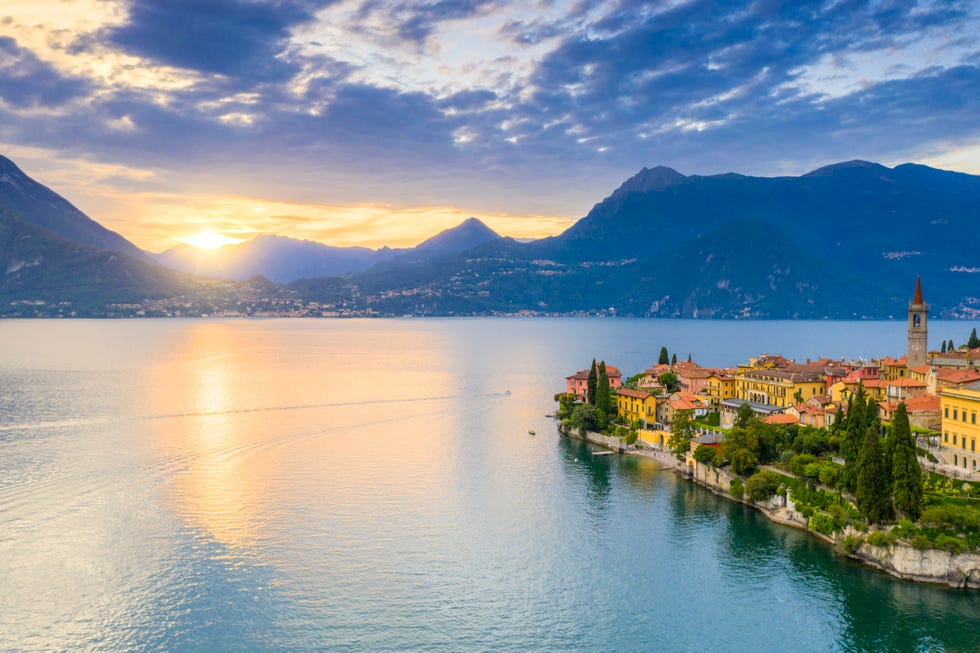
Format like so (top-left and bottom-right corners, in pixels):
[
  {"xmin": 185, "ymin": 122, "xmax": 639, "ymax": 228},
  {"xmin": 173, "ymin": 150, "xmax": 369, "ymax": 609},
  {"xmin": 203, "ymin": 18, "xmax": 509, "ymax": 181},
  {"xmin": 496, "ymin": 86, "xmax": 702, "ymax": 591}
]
[
  {"xmin": 0, "ymin": 37, "xmax": 90, "ymax": 109},
  {"xmin": 0, "ymin": 0, "xmax": 978, "ymax": 249},
  {"xmin": 105, "ymin": 0, "xmax": 327, "ymax": 81}
]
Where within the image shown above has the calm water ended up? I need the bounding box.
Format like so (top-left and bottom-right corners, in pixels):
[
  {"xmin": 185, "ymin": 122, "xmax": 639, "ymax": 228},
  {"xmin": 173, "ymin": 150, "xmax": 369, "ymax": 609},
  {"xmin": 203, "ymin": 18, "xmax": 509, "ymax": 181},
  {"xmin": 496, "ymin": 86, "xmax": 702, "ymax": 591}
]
[{"xmin": 1, "ymin": 318, "xmax": 979, "ymax": 652}]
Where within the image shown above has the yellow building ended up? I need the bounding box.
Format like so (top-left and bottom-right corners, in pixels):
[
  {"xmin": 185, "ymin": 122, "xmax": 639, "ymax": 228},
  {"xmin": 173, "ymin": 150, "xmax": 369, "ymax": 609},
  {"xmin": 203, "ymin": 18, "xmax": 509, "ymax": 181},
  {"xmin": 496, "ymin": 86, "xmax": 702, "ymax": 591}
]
[
  {"xmin": 880, "ymin": 356, "xmax": 909, "ymax": 382},
  {"xmin": 704, "ymin": 374, "xmax": 738, "ymax": 407},
  {"xmin": 735, "ymin": 369, "xmax": 825, "ymax": 408},
  {"xmin": 830, "ymin": 378, "xmax": 885, "ymax": 404},
  {"xmin": 616, "ymin": 388, "xmax": 658, "ymax": 426},
  {"xmin": 940, "ymin": 381, "xmax": 980, "ymax": 473}
]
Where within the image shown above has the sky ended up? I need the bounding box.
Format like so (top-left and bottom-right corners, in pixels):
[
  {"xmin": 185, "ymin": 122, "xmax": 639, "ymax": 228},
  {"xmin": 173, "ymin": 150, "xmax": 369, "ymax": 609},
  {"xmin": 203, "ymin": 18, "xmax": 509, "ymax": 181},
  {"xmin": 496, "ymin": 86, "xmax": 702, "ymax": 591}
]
[{"xmin": 0, "ymin": 0, "xmax": 977, "ymax": 252}]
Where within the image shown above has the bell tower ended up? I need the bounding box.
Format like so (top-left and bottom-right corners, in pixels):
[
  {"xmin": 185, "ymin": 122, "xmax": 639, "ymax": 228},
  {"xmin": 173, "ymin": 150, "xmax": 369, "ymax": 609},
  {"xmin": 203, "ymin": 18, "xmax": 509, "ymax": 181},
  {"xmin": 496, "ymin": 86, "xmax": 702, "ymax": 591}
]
[{"xmin": 907, "ymin": 276, "xmax": 928, "ymax": 367}]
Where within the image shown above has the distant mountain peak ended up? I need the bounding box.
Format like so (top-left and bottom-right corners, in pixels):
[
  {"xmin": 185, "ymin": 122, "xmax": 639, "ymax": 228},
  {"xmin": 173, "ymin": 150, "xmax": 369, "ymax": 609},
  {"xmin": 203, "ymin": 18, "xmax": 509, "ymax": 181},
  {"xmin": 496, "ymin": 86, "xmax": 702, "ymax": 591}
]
[
  {"xmin": 611, "ymin": 166, "xmax": 687, "ymax": 198},
  {"xmin": 414, "ymin": 217, "xmax": 500, "ymax": 253},
  {"xmin": 803, "ymin": 160, "xmax": 890, "ymax": 178}
]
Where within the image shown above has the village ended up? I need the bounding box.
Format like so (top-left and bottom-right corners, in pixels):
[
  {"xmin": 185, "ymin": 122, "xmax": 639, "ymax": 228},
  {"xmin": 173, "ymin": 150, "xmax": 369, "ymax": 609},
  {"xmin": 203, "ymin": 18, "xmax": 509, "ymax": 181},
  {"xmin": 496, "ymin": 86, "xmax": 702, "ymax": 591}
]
[
  {"xmin": 555, "ymin": 279, "xmax": 980, "ymax": 585},
  {"xmin": 562, "ymin": 279, "xmax": 980, "ymax": 478}
]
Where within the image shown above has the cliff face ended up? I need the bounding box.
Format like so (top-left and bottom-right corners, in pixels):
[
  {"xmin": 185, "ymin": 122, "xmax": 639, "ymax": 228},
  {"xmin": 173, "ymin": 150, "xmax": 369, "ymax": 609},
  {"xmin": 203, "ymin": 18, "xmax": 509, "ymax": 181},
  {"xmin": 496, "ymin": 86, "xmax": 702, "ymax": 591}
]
[
  {"xmin": 686, "ymin": 459, "xmax": 980, "ymax": 588},
  {"xmin": 855, "ymin": 543, "xmax": 980, "ymax": 589}
]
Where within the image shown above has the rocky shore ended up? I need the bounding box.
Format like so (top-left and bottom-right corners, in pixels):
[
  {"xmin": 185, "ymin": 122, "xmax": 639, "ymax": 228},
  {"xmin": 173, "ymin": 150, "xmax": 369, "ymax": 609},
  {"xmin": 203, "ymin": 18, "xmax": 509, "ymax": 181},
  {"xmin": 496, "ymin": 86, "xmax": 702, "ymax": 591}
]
[{"xmin": 560, "ymin": 425, "xmax": 980, "ymax": 589}]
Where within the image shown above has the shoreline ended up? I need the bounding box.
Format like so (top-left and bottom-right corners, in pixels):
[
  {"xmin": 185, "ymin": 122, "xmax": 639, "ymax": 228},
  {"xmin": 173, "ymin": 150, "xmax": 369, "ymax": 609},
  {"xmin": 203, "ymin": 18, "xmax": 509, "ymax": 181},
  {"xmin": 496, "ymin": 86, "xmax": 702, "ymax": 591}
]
[{"xmin": 559, "ymin": 424, "xmax": 980, "ymax": 589}]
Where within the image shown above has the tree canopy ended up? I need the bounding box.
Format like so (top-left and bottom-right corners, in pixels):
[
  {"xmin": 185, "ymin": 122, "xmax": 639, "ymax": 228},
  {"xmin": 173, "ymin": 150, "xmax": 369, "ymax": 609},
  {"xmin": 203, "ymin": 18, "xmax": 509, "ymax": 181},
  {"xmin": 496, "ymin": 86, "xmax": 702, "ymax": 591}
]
[{"xmin": 890, "ymin": 403, "xmax": 924, "ymax": 521}]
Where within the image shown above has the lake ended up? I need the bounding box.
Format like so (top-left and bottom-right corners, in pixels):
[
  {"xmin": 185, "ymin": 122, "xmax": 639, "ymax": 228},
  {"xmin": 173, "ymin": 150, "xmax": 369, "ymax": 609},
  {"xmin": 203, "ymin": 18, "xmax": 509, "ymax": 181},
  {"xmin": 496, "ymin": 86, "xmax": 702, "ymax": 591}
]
[{"xmin": 1, "ymin": 318, "xmax": 979, "ymax": 652}]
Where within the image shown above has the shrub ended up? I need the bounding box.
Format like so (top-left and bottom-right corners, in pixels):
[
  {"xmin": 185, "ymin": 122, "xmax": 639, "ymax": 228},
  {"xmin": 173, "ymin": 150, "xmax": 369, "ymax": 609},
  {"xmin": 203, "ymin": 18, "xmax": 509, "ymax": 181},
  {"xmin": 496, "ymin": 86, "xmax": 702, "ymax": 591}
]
[
  {"xmin": 780, "ymin": 450, "xmax": 796, "ymax": 465},
  {"xmin": 818, "ymin": 463, "xmax": 840, "ymax": 488},
  {"xmin": 867, "ymin": 531, "xmax": 896, "ymax": 546},
  {"xmin": 693, "ymin": 445, "xmax": 717, "ymax": 465},
  {"xmin": 799, "ymin": 506, "xmax": 815, "ymax": 519},
  {"xmin": 730, "ymin": 478, "xmax": 744, "ymax": 499},
  {"xmin": 788, "ymin": 453, "xmax": 818, "ymax": 477},
  {"xmin": 745, "ymin": 470, "xmax": 782, "ymax": 501},
  {"xmin": 809, "ymin": 513, "xmax": 839, "ymax": 535},
  {"xmin": 840, "ymin": 535, "xmax": 864, "ymax": 553},
  {"xmin": 934, "ymin": 534, "xmax": 968, "ymax": 554},
  {"xmin": 911, "ymin": 535, "xmax": 932, "ymax": 550},
  {"xmin": 803, "ymin": 462, "xmax": 823, "ymax": 480},
  {"xmin": 920, "ymin": 504, "xmax": 980, "ymax": 529},
  {"xmin": 624, "ymin": 430, "xmax": 638, "ymax": 446}
]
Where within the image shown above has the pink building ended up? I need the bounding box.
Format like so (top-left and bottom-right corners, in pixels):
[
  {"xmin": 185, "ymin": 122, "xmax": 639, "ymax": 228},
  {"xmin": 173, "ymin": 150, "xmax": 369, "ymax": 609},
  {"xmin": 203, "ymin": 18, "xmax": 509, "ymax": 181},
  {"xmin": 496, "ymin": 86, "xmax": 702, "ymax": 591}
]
[{"xmin": 565, "ymin": 365, "xmax": 622, "ymax": 401}]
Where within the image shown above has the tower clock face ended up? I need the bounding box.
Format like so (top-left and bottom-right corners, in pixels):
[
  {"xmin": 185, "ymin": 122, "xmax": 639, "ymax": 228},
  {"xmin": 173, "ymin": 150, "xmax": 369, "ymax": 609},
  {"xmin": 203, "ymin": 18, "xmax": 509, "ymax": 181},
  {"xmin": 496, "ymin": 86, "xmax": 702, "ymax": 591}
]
[{"xmin": 911, "ymin": 342, "xmax": 921, "ymax": 351}]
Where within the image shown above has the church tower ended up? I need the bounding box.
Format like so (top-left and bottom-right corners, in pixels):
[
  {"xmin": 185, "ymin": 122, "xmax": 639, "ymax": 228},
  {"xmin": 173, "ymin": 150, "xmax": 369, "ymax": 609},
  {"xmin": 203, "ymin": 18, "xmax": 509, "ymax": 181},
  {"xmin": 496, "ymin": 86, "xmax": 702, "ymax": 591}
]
[{"xmin": 907, "ymin": 276, "xmax": 928, "ymax": 367}]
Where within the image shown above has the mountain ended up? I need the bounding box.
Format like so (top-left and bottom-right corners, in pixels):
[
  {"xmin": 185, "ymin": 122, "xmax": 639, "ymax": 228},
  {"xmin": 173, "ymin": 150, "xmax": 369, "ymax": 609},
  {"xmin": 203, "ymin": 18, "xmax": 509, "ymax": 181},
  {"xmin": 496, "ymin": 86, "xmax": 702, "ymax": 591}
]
[
  {"xmin": 0, "ymin": 207, "xmax": 192, "ymax": 311},
  {"xmin": 154, "ymin": 235, "xmax": 400, "ymax": 284},
  {"xmin": 292, "ymin": 161, "xmax": 980, "ymax": 318},
  {"xmin": 154, "ymin": 218, "xmax": 501, "ymax": 284},
  {"xmin": 0, "ymin": 155, "xmax": 149, "ymax": 261},
  {"xmin": 413, "ymin": 217, "xmax": 501, "ymax": 254}
]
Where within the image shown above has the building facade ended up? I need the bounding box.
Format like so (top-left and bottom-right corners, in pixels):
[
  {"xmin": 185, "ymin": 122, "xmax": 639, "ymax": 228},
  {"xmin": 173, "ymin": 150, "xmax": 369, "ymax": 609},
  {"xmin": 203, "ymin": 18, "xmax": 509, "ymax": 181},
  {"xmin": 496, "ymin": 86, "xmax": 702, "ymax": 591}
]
[
  {"xmin": 907, "ymin": 276, "xmax": 928, "ymax": 368},
  {"xmin": 940, "ymin": 382, "xmax": 980, "ymax": 473}
]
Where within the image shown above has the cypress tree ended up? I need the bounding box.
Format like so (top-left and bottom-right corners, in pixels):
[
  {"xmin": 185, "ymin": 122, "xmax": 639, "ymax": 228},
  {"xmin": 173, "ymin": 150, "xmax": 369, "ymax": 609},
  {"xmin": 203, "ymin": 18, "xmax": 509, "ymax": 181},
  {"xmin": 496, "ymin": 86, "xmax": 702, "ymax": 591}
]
[
  {"xmin": 587, "ymin": 359, "xmax": 598, "ymax": 405},
  {"xmin": 839, "ymin": 388, "xmax": 866, "ymax": 493},
  {"xmin": 671, "ymin": 353, "xmax": 677, "ymax": 366},
  {"xmin": 597, "ymin": 369, "xmax": 611, "ymax": 417},
  {"xmin": 949, "ymin": 338, "xmax": 956, "ymax": 352},
  {"xmin": 941, "ymin": 340, "xmax": 947, "ymax": 353},
  {"xmin": 687, "ymin": 353, "xmax": 692, "ymax": 363},
  {"xmin": 856, "ymin": 426, "xmax": 892, "ymax": 524},
  {"xmin": 658, "ymin": 346, "xmax": 669, "ymax": 365},
  {"xmin": 891, "ymin": 403, "xmax": 924, "ymax": 520},
  {"xmin": 969, "ymin": 328, "xmax": 980, "ymax": 349}
]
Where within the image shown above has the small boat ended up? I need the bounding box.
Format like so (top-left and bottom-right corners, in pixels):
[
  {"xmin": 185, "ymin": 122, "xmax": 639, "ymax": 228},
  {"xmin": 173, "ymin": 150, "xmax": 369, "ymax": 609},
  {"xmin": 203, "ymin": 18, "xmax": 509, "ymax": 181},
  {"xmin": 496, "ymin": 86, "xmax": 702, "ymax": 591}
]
[{"xmin": 528, "ymin": 429, "xmax": 536, "ymax": 436}]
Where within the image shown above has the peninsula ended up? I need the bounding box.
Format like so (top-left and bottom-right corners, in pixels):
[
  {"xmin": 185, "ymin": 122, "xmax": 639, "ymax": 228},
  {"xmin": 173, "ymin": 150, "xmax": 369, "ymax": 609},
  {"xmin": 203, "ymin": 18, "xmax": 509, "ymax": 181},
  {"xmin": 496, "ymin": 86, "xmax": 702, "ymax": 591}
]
[{"xmin": 557, "ymin": 279, "xmax": 980, "ymax": 587}]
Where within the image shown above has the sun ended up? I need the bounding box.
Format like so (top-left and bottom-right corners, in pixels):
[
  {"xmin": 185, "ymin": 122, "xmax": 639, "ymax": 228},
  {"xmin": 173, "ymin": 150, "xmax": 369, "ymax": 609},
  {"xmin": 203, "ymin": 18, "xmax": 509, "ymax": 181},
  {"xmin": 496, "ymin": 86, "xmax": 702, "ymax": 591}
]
[{"xmin": 179, "ymin": 232, "xmax": 245, "ymax": 250}]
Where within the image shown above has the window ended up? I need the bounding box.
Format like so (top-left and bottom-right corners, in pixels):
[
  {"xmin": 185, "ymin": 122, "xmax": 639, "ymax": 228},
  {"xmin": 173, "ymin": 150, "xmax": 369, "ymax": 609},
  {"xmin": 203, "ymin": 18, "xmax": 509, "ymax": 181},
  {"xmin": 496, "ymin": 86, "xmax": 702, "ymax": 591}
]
[
  {"xmin": 944, "ymin": 432, "xmax": 949, "ymax": 443},
  {"xmin": 973, "ymin": 439, "xmax": 976, "ymax": 452},
  {"xmin": 945, "ymin": 407, "xmax": 949, "ymax": 418},
  {"xmin": 974, "ymin": 413, "xmax": 977, "ymax": 424},
  {"xmin": 913, "ymin": 314, "xmax": 921, "ymax": 328},
  {"xmin": 954, "ymin": 409, "xmax": 959, "ymax": 420},
  {"xmin": 954, "ymin": 434, "xmax": 958, "ymax": 445}
]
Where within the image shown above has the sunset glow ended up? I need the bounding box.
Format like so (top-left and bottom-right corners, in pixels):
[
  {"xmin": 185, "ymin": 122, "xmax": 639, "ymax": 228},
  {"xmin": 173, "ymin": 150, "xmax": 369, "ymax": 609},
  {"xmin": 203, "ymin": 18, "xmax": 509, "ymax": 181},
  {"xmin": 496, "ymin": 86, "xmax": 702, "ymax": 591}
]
[{"xmin": 179, "ymin": 233, "xmax": 244, "ymax": 250}]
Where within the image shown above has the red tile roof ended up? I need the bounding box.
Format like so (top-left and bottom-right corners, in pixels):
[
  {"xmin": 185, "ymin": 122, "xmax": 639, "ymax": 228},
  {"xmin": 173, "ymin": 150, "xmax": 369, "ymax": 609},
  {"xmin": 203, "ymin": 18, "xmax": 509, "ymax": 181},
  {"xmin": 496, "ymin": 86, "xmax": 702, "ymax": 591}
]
[
  {"xmin": 617, "ymin": 388, "xmax": 654, "ymax": 400},
  {"xmin": 765, "ymin": 414, "xmax": 798, "ymax": 425},
  {"xmin": 936, "ymin": 369, "xmax": 980, "ymax": 384}
]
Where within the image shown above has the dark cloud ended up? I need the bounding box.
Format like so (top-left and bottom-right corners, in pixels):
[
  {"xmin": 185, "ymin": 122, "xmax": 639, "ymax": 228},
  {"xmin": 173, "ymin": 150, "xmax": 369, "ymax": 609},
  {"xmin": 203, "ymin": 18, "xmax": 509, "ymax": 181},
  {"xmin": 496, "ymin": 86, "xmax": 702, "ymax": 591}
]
[
  {"xmin": 106, "ymin": 0, "xmax": 329, "ymax": 81},
  {"xmin": 1, "ymin": 0, "xmax": 977, "ymax": 216},
  {"xmin": 0, "ymin": 37, "xmax": 90, "ymax": 108}
]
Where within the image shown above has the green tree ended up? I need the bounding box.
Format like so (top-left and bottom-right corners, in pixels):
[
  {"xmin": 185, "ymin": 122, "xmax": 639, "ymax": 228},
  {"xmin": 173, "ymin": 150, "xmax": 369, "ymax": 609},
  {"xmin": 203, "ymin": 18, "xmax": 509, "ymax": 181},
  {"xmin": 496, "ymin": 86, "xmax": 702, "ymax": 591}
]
[
  {"xmin": 941, "ymin": 340, "xmax": 947, "ymax": 353},
  {"xmin": 671, "ymin": 353, "xmax": 677, "ymax": 365},
  {"xmin": 687, "ymin": 353, "xmax": 692, "ymax": 363},
  {"xmin": 658, "ymin": 371, "xmax": 680, "ymax": 393},
  {"xmin": 948, "ymin": 338, "xmax": 956, "ymax": 352},
  {"xmin": 658, "ymin": 346, "xmax": 669, "ymax": 365},
  {"xmin": 597, "ymin": 367, "xmax": 611, "ymax": 417},
  {"xmin": 587, "ymin": 359, "xmax": 597, "ymax": 405},
  {"xmin": 723, "ymin": 425, "xmax": 760, "ymax": 475},
  {"xmin": 890, "ymin": 403, "xmax": 924, "ymax": 521},
  {"xmin": 793, "ymin": 388, "xmax": 804, "ymax": 404},
  {"xmin": 668, "ymin": 409, "xmax": 695, "ymax": 455},
  {"xmin": 969, "ymin": 328, "xmax": 980, "ymax": 349},
  {"xmin": 856, "ymin": 427, "xmax": 892, "ymax": 524},
  {"xmin": 839, "ymin": 386, "xmax": 869, "ymax": 492},
  {"xmin": 735, "ymin": 402, "xmax": 755, "ymax": 428},
  {"xmin": 745, "ymin": 470, "xmax": 781, "ymax": 501},
  {"xmin": 693, "ymin": 445, "xmax": 717, "ymax": 465},
  {"xmin": 570, "ymin": 404, "xmax": 598, "ymax": 437}
]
